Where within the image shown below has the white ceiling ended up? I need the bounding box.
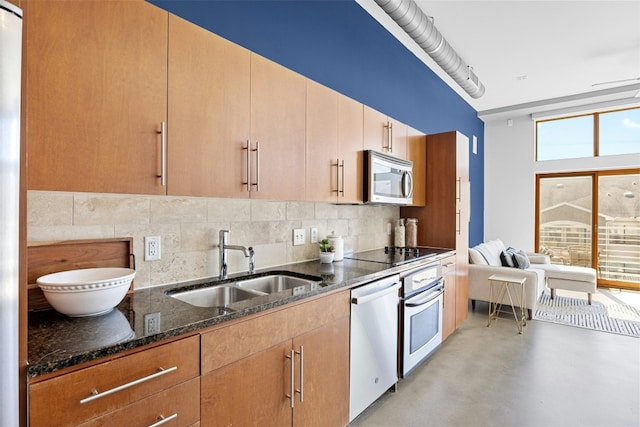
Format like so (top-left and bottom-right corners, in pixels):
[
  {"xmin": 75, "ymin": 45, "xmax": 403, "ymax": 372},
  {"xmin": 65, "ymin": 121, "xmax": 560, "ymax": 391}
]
[{"xmin": 358, "ymin": 0, "xmax": 640, "ymax": 115}]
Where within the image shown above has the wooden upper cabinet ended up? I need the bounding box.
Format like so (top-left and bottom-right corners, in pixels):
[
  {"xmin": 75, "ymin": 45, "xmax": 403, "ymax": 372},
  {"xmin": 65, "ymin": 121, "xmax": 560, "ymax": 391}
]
[
  {"xmin": 363, "ymin": 106, "xmax": 407, "ymax": 159},
  {"xmin": 167, "ymin": 15, "xmax": 251, "ymax": 198},
  {"xmin": 250, "ymin": 54, "xmax": 306, "ymax": 200},
  {"xmin": 363, "ymin": 106, "xmax": 388, "ymax": 154},
  {"xmin": 406, "ymin": 126, "xmax": 426, "ymax": 206},
  {"xmin": 388, "ymin": 117, "xmax": 408, "ymax": 160},
  {"xmin": 306, "ymin": 80, "xmax": 338, "ymax": 203},
  {"xmin": 305, "ymin": 82, "xmax": 363, "ymax": 204},
  {"xmin": 337, "ymin": 94, "xmax": 364, "ymax": 204},
  {"xmin": 25, "ymin": 0, "xmax": 169, "ymax": 195}
]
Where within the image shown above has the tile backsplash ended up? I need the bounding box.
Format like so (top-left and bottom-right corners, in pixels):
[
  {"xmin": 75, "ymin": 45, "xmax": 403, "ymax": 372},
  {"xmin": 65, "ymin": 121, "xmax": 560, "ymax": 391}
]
[{"xmin": 27, "ymin": 191, "xmax": 398, "ymax": 289}]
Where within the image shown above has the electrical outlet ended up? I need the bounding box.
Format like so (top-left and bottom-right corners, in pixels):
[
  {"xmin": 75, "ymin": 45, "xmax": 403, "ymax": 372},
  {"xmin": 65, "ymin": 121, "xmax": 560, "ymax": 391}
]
[
  {"xmin": 145, "ymin": 236, "xmax": 161, "ymax": 261},
  {"xmin": 144, "ymin": 312, "xmax": 161, "ymax": 335},
  {"xmin": 310, "ymin": 227, "xmax": 318, "ymax": 243},
  {"xmin": 293, "ymin": 228, "xmax": 305, "ymax": 246}
]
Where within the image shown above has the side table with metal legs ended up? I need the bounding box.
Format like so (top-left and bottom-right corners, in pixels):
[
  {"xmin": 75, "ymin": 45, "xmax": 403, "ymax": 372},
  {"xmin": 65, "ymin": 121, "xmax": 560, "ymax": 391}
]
[{"xmin": 487, "ymin": 274, "xmax": 527, "ymax": 334}]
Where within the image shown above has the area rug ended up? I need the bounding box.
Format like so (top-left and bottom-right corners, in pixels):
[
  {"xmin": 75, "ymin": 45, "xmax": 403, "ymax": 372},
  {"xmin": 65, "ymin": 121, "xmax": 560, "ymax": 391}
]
[{"xmin": 534, "ymin": 292, "xmax": 640, "ymax": 337}]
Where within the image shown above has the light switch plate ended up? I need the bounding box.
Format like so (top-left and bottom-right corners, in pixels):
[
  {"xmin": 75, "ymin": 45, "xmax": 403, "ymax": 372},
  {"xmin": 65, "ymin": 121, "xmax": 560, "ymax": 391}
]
[{"xmin": 293, "ymin": 228, "xmax": 305, "ymax": 246}]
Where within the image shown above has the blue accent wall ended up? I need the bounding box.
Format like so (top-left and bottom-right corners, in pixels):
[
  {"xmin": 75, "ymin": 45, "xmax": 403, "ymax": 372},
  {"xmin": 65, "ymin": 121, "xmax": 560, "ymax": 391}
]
[{"xmin": 149, "ymin": 0, "xmax": 484, "ymax": 245}]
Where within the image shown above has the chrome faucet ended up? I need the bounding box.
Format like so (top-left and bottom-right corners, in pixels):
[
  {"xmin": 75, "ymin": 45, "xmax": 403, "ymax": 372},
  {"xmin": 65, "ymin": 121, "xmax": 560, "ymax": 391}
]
[{"xmin": 218, "ymin": 230, "xmax": 255, "ymax": 279}]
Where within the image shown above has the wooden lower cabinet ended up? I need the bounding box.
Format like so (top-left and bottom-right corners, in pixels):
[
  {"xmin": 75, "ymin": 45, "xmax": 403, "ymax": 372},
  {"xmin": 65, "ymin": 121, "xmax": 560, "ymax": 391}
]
[
  {"xmin": 200, "ymin": 291, "xmax": 350, "ymax": 426},
  {"xmin": 29, "ymin": 336, "xmax": 200, "ymax": 426}
]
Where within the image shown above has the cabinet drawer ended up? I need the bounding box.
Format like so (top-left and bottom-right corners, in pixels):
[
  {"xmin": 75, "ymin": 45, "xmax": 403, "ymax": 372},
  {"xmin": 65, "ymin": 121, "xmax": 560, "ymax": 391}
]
[
  {"xmin": 441, "ymin": 255, "xmax": 456, "ymax": 274},
  {"xmin": 78, "ymin": 377, "xmax": 200, "ymax": 427},
  {"xmin": 29, "ymin": 335, "xmax": 200, "ymax": 427}
]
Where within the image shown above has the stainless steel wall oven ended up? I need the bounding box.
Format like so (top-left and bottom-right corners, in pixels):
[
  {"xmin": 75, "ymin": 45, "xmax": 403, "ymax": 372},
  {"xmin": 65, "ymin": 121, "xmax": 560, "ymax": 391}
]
[{"xmin": 400, "ymin": 262, "xmax": 444, "ymax": 377}]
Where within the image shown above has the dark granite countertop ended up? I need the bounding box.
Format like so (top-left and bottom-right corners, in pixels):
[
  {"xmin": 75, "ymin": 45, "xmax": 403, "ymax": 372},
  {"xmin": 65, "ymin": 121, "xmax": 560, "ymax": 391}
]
[{"xmin": 28, "ymin": 251, "xmax": 454, "ymax": 378}]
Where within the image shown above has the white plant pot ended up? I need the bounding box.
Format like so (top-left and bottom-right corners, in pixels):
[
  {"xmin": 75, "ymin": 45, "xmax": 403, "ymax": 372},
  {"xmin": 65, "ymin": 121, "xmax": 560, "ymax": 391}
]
[{"xmin": 319, "ymin": 252, "xmax": 334, "ymax": 263}]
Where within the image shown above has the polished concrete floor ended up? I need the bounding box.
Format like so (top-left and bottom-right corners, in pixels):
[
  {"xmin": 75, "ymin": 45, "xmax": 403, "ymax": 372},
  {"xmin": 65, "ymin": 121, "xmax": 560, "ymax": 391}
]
[{"xmin": 350, "ymin": 299, "xmax": 640, "ymax": 427}]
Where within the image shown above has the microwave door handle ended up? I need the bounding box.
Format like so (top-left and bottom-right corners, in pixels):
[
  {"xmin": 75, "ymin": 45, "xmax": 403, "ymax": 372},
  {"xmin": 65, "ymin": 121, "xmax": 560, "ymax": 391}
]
[{"xmin": 402, "ymin": 172, "xmax": 413, "ymax": 198}]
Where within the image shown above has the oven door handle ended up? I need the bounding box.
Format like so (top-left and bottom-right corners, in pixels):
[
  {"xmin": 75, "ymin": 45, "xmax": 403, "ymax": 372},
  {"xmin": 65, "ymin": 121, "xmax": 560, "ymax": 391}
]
[
  {"xmin": 405, "ymin": 285, "xmax": 443, "ymax": 307},
  {"xmin": 352, "ymin": 283, "xmax": 401, "ymax": 305},
  {"xmin": 414, "ymin": 277, "xmax": 442, "ymax": 289}
]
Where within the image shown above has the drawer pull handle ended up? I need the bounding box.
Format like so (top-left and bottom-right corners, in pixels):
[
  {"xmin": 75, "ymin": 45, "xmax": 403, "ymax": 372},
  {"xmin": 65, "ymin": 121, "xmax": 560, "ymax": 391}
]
[
  {"xmin": 80, "ymin": 366, "xmax": 178, "ymax": 404},
  {"xmin": 149, "ymin": 413, "xmax": 178, "ymax": 427}
]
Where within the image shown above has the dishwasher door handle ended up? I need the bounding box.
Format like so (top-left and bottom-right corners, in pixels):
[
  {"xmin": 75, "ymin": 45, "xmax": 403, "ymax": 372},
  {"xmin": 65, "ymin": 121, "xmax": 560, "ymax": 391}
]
[{"xmin": 351, "ymin": 283, "xmax": 401, "ymax": 305}]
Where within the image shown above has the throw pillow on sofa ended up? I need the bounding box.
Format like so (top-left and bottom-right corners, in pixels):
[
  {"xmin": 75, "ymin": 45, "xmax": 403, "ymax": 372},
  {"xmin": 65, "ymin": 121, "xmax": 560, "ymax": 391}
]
[{"xmin": 500, "ymin": 247, "xmax": 530, "ymax": 269}]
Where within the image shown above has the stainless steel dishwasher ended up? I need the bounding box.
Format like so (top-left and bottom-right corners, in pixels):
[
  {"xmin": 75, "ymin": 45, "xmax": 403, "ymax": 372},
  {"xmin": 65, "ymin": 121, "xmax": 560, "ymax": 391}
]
[{"xmin": 349, "ymin": 274, "xmax": 401, "ymax": 422}]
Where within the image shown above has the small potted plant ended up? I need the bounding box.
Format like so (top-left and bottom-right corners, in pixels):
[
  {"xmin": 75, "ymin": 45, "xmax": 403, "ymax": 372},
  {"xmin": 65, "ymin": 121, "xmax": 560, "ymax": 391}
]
[{"xmin": 319, "ymin": 238, "xmax": 334, "ymax": 263}]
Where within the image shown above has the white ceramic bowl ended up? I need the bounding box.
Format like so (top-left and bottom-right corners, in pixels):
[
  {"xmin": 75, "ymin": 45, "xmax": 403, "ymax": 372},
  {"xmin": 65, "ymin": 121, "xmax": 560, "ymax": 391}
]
[{"xmin": 37, "ymin": 267, "xmax": 135, "ymax": 317}]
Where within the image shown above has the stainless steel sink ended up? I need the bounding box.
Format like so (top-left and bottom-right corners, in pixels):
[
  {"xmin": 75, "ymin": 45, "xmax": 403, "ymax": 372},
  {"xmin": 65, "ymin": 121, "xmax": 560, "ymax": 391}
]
[
  {"xmin": 169, "ymin": 285, "xmax": 263, "ymax": 308},
  {"xmin": 236, "ymin": 274, "xmax": 322, "ymax": 294}
]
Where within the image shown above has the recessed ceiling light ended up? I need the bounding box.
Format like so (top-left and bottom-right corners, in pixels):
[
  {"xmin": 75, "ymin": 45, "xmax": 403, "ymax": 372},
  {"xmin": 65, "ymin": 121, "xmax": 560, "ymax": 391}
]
[{"xmin": 624, "ymin": 191, "xmax": 635, "ymax": 198}]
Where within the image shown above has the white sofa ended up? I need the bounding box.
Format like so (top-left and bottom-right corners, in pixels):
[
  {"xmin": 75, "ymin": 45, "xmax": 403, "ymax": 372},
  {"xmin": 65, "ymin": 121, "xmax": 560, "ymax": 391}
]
[{"xmin": 468, "ymin": 239, "xmax": 549, "ymax": 320}]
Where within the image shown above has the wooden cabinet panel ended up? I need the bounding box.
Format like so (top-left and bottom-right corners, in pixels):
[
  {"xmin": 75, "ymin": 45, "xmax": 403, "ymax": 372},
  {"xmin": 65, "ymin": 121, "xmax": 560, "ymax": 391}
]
[
  {"xmin": 78, "ymin": 377, "xmax": 200, "ymax": 427},
  {"xmin": 363, "ymin": 106, "xmax": 407, "ymax": 159},
  {"xmin": 292, "ymin": 316, "xmax": 350, "ymax": 427},
  {"xmin": 388, "ymin": 117, "xmax": 408, "ymax": 160},
  {"xmin": 406, "ymin": 126, "xmax": 426, "ymax": 206},
  {"xmin": 200, "ymin": 291, "xmax": 351, "ymax": 426},
  {"xmin": 201, "ymin": 341, "xmax": 292, "ymax": 426},
  {"xmin": 363, "ymin": 106, "xmax": 388, "ymax": 154},
  {"xmin": 306, "ymin": 80, "xmax": 338, "ymax": 202},
  {"xmin": 167, "ymin": 14, "xmax": 250, "ymax": 198},
  {"xmin": 441, "ymin": 256, "xmax": 457, "ymax": 340},
  {"xmin": 250, "ymin": 53, "xmax": 306, "ymax": 200},
  {"xmin": 401, "ymin": 131, "xmax": 470, "ymax": 333},
  {"xmin": 337, "ymin": 94, "xmax": 364, "ymax": 204},
  {"xmin": 201, "ymin": 291, "xmax": 349, "ymax": 373},
  {"xmin": 29, "ymin": 336, "xmax": 200, "ymax": 427},
  {"xmin": 25, "ymin": 0, "xmax": 168, "ymax": 195}
]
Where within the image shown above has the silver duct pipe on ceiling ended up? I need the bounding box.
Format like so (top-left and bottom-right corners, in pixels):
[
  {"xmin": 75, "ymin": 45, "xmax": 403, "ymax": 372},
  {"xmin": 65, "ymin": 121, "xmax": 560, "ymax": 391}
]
[{"xmin": 374, "ymin": 0, "xmax": 485, "ymax": 98}]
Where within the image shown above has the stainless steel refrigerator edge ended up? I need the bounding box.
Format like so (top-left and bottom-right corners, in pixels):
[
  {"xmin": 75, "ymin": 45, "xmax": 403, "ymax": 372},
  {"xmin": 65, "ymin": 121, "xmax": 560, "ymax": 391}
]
[{"xmin": 0, "ymin": 0, "xmax": 23, "ymax": 425}]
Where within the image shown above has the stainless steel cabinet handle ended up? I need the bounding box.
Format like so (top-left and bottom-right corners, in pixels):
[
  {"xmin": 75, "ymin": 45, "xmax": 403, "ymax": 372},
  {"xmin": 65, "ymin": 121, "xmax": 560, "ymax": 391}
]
[
  {"xmin": 456, "ymin": 210, "xmax": 461, "ymax": 235},
  {"xmin": 384, "ymin": 121, "xmax": 393, "ymax": 152},
  {"xmin": 252, "ymin": 142, "xmax": 260, "ymax": 192},
  {"xmin": 243, "ymin": 140, "xmax": 251, "ymax": 192},
  {"xmin": 157, "ymin": 122, "xmax": 167, "ymax": 186},
  {"xmin": 148, "ymin": 413, "xmax": 178, "ymax": 427},
  {"xmin": 339, "ymin": 159, "xmax": 345, "ymax": 197},
  {"xmin": 332, "ymin": 159, "xmax": 340, "ymax": 195},
  {"xmin": 456, "ymin": 177, "xmax": 461, "ymax": 201},
  {"xmin": 285, "ymin": 349, "xmax": 295, "ymax": 408},
  {"xmin": 79, "ymin": 366, "xmax": 177, "ymax": 404},
  {"xmin": 295, "ymin": 346, "xmax": 304, "ymax": 403}
]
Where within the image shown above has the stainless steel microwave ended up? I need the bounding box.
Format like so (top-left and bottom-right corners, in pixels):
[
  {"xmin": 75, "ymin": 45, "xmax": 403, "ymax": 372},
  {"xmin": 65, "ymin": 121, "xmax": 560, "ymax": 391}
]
[{"xmin": 364, "ymin": 150, "xmax": 413, "ymax": 205}]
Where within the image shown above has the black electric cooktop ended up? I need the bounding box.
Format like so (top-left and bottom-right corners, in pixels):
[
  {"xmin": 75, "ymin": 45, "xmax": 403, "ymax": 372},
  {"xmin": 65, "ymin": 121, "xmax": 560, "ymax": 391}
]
[{"xmin": 344, "ymin": 246, "xmax": 446, "ymax": 267}]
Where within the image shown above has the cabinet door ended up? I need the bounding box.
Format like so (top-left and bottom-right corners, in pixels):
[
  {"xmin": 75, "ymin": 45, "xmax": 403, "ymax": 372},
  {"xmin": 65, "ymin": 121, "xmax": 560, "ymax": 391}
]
[
  {"xmin": 406, "ymin": 126, "xmax": 426, "ymax": 206},
  {"xmin": 337, "ymin": 94, "xmax": 364, "ymax": 203},
  {"xmin": 455, "ymin": 133, "xmax": 470, "ymax": 326},
  {"xmin": 388, "ymin": 117, "xmax": 408, "ymax": 160},
  {"xmin": 292, "ymin": 317, "xmax": 350, "ymax": 427},
  {"xmin": 201, "ymin": 340, "xmax": 292, "ymax": 426},
  {"xmin": 306, "ymin": 80, "xmax": 338, "ymax": 202},
  {"xmin": 25, "ymin": 0, "xmax": 168, "ymax": 195},
  {"xmin": 441, "ymin": 256, "xmax": 457, "ymax": 340},
  {"xmin": 167, "ymin": 15, "xmax": 250, "ymax": 197},
  {"xmin": 363, "ymin": 105, "xmax": 389, "ymax": 154},
  {"xmin": 250, "ymin": 54, "xmax": 306, "ymax": 200}
]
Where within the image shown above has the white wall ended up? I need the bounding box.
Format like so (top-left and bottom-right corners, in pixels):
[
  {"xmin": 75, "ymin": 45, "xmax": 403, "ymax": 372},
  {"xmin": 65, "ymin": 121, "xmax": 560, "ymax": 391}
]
[{"xmin": 483, "ymin": 99, "xmax": 640, "ymax": 252}]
